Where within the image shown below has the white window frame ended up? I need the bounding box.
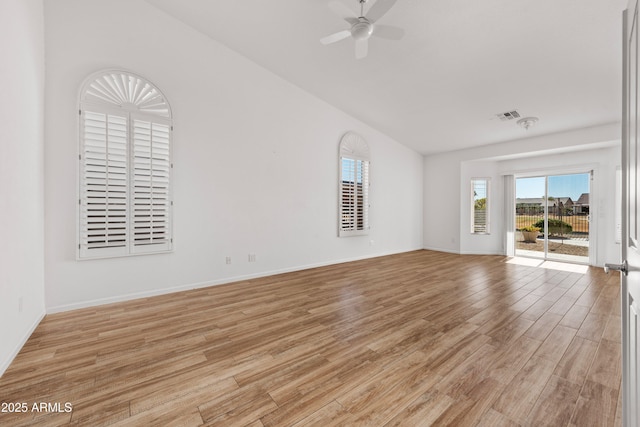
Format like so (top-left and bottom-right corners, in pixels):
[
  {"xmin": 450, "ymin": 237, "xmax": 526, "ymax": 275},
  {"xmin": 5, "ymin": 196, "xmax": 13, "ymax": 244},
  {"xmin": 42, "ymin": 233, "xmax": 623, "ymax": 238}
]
[
  {"xmin": 77, "ymin": 70, "xmax": 173, "ymax": 259},
  {"xmin": 339, "ymin": 132, "xmax": 370, "ymax": 237},
  {"xmin": 471, "ymin": 178, "xmax": 490, "ymax": 234}
]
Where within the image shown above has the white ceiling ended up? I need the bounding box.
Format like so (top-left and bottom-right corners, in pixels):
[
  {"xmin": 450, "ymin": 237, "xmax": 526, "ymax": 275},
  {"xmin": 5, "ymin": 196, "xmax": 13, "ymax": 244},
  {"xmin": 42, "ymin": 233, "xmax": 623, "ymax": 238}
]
[{"xmin": 146, "ymin": 0, "xmax": 627, "ymax": 155}]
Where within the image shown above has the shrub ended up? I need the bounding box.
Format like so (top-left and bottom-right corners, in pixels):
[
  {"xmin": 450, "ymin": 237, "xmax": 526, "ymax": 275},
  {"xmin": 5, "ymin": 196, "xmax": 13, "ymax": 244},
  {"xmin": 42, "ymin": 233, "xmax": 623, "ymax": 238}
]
[
  {"xmin": 532, "ymin": 219, "xmax": 572, "ymax": 235},
  {"xmin": 520, "ymin": 226, "xmax": 541, "ymax": 232}
]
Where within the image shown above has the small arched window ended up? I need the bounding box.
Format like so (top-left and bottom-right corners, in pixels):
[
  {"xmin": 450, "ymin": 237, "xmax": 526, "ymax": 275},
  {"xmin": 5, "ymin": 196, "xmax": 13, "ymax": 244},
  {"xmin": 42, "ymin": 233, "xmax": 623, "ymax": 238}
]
[
  {"xmin": 78, "ymin": 70, "xmax": 173, "ymax": 259},
  {"xmin": 339, "ymin": 132, "xmax": 370, "ymax": 237}
]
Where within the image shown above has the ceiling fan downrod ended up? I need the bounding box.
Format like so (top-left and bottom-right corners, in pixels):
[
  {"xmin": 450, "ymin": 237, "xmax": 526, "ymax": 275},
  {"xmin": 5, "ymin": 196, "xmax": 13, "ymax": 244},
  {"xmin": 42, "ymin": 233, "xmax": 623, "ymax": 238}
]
[{"xmin": 359, "ymin": 0, "xmax": 367, "ymax": 18}]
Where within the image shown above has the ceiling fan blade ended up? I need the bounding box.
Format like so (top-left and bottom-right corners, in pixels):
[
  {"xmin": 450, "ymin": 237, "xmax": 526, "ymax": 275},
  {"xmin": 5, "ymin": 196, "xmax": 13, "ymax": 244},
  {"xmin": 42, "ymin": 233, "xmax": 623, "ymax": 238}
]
[
  {"xmin": 329, "ymin": 1, "xmax": 357, "ymax": 22},
  {"xmin": 345, "ymin": 16, "xmax": 360, "ymax": 26},
  {"xmin": 320, "ymin": 30, "xmax": 351, "ymax": 45},
  {"xmin": 372, "ymin": 24, "xmax": 404, "ymax": 40},
  {"xmin": 355, "ymin": 39, "xmax": 368, "ymax": 59},
  {"xmin": 366, "ymin": 0, "xmax": 399, "ymax": 22}
]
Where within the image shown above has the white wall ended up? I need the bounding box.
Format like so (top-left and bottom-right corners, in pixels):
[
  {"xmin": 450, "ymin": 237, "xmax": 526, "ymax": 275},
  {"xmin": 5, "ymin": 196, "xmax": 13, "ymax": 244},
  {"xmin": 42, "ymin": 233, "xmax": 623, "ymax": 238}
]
[
  {"xmin": 43, "ymin": 0, "xmax": 424, "ymax": 312},
  {"xmin": 0, "ymin": 0, "xmax": 46, "ymax": 376},
  {"xmin": 424, "ymin": 123, "xmax": 620, "ymax": 265},
  {"xmin": 424, "ymin": 152, "xmax": 462, "ymax": 253}
]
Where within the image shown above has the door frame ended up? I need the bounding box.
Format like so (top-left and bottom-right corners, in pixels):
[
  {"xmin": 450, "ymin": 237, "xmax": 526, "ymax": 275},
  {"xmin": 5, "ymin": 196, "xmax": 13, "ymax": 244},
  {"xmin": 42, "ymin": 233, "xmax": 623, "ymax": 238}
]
[
  {"xmin": 622, "ymin": 4, "xmax": 636, "ymax": 424},
  {"xmin": 511, "ymin": 166, "xmax": 597, "ymax": 265}
]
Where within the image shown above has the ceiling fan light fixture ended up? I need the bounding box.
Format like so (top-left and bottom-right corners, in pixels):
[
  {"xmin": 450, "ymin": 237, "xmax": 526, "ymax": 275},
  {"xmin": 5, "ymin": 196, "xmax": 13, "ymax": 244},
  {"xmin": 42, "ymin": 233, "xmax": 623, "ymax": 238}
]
[
  {"xmin": 517, "ymin": 117, "xmax": 539, "ymax": 130},
  {"xmin": 351, "ymin": 19, "xmax": 373, "ymax": 40},
  {"xmin": 322, "ymin": 0, "xmax": 403, "ymax": 59}
]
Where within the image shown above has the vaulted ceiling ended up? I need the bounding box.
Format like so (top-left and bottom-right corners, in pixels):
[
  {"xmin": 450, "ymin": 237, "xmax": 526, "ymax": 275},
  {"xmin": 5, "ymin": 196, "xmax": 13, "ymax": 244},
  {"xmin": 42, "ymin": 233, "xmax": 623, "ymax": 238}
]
[{"xmin": 146, "ymin": 0, "xmax": 627, "ymax": 155}]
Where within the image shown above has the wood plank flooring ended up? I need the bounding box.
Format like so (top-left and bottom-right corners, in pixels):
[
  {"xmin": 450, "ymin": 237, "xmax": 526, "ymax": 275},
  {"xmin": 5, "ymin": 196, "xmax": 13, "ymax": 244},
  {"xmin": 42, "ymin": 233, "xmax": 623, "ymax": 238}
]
[{"xmin": 0, "ymin": 250, "xmax": 623, "ymax": 426}]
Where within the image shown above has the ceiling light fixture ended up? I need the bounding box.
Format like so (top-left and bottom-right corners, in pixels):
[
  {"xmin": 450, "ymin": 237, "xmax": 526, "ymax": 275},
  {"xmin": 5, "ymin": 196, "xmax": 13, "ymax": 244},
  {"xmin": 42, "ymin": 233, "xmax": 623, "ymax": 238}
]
[
  {"xmin": 320, "ymin": 0, "xmax": 405, "ymax": 59},
  {"xmin": 517, "ymin": 117, "xmax": 539, "ymax": 130}
]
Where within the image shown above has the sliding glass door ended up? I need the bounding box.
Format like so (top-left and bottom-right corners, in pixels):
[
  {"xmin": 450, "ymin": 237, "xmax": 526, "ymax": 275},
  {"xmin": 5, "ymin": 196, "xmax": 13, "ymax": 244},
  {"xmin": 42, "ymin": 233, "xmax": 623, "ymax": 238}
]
[
  {"xmin": 546, "ymin": 174, "xmax": 590, "ymax": 263},
  {"xmin": 515, "ymin": 172, "xmax": 590, "ymax": 264},
  {"xmin": 515, "ymin": 177, "xmax": 546, "ymax": 259}
]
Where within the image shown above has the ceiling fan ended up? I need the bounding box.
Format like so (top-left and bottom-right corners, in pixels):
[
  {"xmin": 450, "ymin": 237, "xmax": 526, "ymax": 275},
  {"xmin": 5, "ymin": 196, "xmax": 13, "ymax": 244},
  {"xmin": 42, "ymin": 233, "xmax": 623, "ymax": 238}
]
[{"xmin": 320, "ymin": 0, "xmax": 404, "ymax": 59}]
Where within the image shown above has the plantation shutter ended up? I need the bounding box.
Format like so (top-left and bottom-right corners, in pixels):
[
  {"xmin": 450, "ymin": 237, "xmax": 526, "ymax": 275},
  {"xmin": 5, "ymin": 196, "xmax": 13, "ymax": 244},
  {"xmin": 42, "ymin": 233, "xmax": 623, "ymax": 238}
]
[
  {"xmin": 132, "ymin": 119, "xmax": 171, "ymax": 252},
  {"xmin": 79, "ymin": 110, "xmax": 129, "ymax": 258},
  {"xmin": 341, "ymin": 158, "xmax": 356, "ymax": 231},
  {"xmin": 78, "ymin": 70, "xmax": 172, "ymax": 259},
  {"xmin": 471, "ymin": 178, "xmax": 490, "ymax": 234},
  {"xmin": 339, "ymin": 132, "xmax": 370, "ymax": 237}
]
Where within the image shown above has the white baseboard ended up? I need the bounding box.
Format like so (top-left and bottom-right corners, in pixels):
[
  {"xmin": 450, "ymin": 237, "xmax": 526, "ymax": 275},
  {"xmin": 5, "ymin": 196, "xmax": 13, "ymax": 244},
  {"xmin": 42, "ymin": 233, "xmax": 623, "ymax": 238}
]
[
  {"xmin": 47, "ymin": 248, "xmax": 424, "ymax": 314},
  {"xmin": 0, "ymin": 310, "xmax": 45, "ymax": 378},
  {"xmin": 459, "ymin": 250, "xmax": 506, "ymax": 256},
  {"xmin": 423, "ymin": 245, "xmax": 460, "ymax": 254},
  {"xmin": 423, "ymin": 246, "xmax": 506, "ymax": 256}
]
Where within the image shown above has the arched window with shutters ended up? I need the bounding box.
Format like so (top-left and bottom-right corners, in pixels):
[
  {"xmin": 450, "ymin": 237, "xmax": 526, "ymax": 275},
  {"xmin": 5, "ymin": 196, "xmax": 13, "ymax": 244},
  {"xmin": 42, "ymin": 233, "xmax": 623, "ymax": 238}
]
[
  {"xmin": 78, "ymin": 70, "xmax": 173, "ymax": 259},
  {"xmin": 339, "ymin": 132, "xmax": 370, "ymax": 237}
]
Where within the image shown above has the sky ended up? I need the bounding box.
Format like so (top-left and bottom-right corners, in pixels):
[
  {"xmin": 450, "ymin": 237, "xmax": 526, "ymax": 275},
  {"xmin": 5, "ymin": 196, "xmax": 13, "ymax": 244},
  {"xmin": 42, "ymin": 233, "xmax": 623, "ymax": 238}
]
[{"xmin": 516, "ymin": 173, "xmax": 590, "ymax": 200}]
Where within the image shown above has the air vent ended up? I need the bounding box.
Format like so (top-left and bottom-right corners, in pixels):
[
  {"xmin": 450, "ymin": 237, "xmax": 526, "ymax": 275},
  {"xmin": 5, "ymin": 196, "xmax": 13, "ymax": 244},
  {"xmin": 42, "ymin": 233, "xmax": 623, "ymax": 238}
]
[{"xmin": 496, "ymin": 110, "xmax": 521, "ymax": 121}]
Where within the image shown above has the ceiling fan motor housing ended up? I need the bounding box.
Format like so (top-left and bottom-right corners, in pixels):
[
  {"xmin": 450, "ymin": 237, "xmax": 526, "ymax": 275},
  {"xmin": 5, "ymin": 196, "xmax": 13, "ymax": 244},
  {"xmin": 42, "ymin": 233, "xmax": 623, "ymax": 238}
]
[{"xmin": 351, "ymin": 18, "xmax": 373, "ymax": 40}]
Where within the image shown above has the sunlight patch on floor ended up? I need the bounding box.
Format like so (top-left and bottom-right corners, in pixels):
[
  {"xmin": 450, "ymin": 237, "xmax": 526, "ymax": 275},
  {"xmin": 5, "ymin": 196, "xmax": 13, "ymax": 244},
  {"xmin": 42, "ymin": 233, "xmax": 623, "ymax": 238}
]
[
  {"xmin": 506, "ymin": 257, "xmax": 544, "ymax": 267},
  {"xmin": 506, "ymin": 257, "xmax": 589, "ymax": 274},
  {"xmin": 539, "ymin": 260, "xmax": 589, "ymax": 274}
]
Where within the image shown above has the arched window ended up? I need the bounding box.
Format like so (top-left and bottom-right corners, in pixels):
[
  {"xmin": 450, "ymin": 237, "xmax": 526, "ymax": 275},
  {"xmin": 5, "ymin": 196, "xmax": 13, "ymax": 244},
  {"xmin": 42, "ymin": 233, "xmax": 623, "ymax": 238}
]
[
  {"xmin": 339, "ymin": 132, "xmax": 370, "ymax": 237},
  {"xmin": 78, "ymin": 70, "xmax": 173, "ymax": 259}
]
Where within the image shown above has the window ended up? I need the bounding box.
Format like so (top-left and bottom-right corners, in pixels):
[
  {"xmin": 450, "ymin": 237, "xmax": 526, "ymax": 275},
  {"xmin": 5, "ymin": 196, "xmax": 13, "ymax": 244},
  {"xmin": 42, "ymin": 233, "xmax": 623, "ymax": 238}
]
[
  {"xmin": 339, "ymin": 132, "xmax": 370, "ymax": 237},
  {"xmin": 471, "ymin": 178, "xmax": 490, "ymax": 234},
  {"xmin": 78, "ymin": 71, "xmax": 173, "ymax": 259}
]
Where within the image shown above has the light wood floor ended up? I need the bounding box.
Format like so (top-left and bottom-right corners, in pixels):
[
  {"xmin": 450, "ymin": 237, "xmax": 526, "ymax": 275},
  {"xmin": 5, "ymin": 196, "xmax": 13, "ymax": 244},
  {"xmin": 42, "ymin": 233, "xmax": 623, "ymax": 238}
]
[{"xmin": 0, "ymin": 250, "xmax": 623, "ymax": 426}]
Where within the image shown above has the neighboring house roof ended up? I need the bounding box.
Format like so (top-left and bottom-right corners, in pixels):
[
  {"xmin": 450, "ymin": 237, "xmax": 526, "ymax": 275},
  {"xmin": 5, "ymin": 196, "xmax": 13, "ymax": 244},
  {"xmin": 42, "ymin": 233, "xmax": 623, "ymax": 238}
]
[
  {"xmin": 576, "ymin": 193, "xmax": 590, "ymax": 205},
  {"xmin": 551, "ymin": 197, "xmax": 573, "ymax": 206},
  {"xmin": 516, "ymin": 197, "xmax": 573, "ymax": 205},
  {"xmin": 516, "ymin": 198, "xmax": 544, "ymax": 205}
]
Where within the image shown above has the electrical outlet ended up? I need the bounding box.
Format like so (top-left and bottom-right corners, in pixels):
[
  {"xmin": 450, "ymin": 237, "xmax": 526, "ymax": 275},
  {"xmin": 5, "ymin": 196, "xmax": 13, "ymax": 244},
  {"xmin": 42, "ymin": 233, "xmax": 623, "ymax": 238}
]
[
  {"xmin": 369, "ymin": 240, "xmax": 375, "ymax": 246},
  {"xmin": 248, "ymin": 254, "xmax": 256, "ymax": 262},
  {"xmin": 225, "ymin": 256, "xmax": 231, "ymax": 265}
]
